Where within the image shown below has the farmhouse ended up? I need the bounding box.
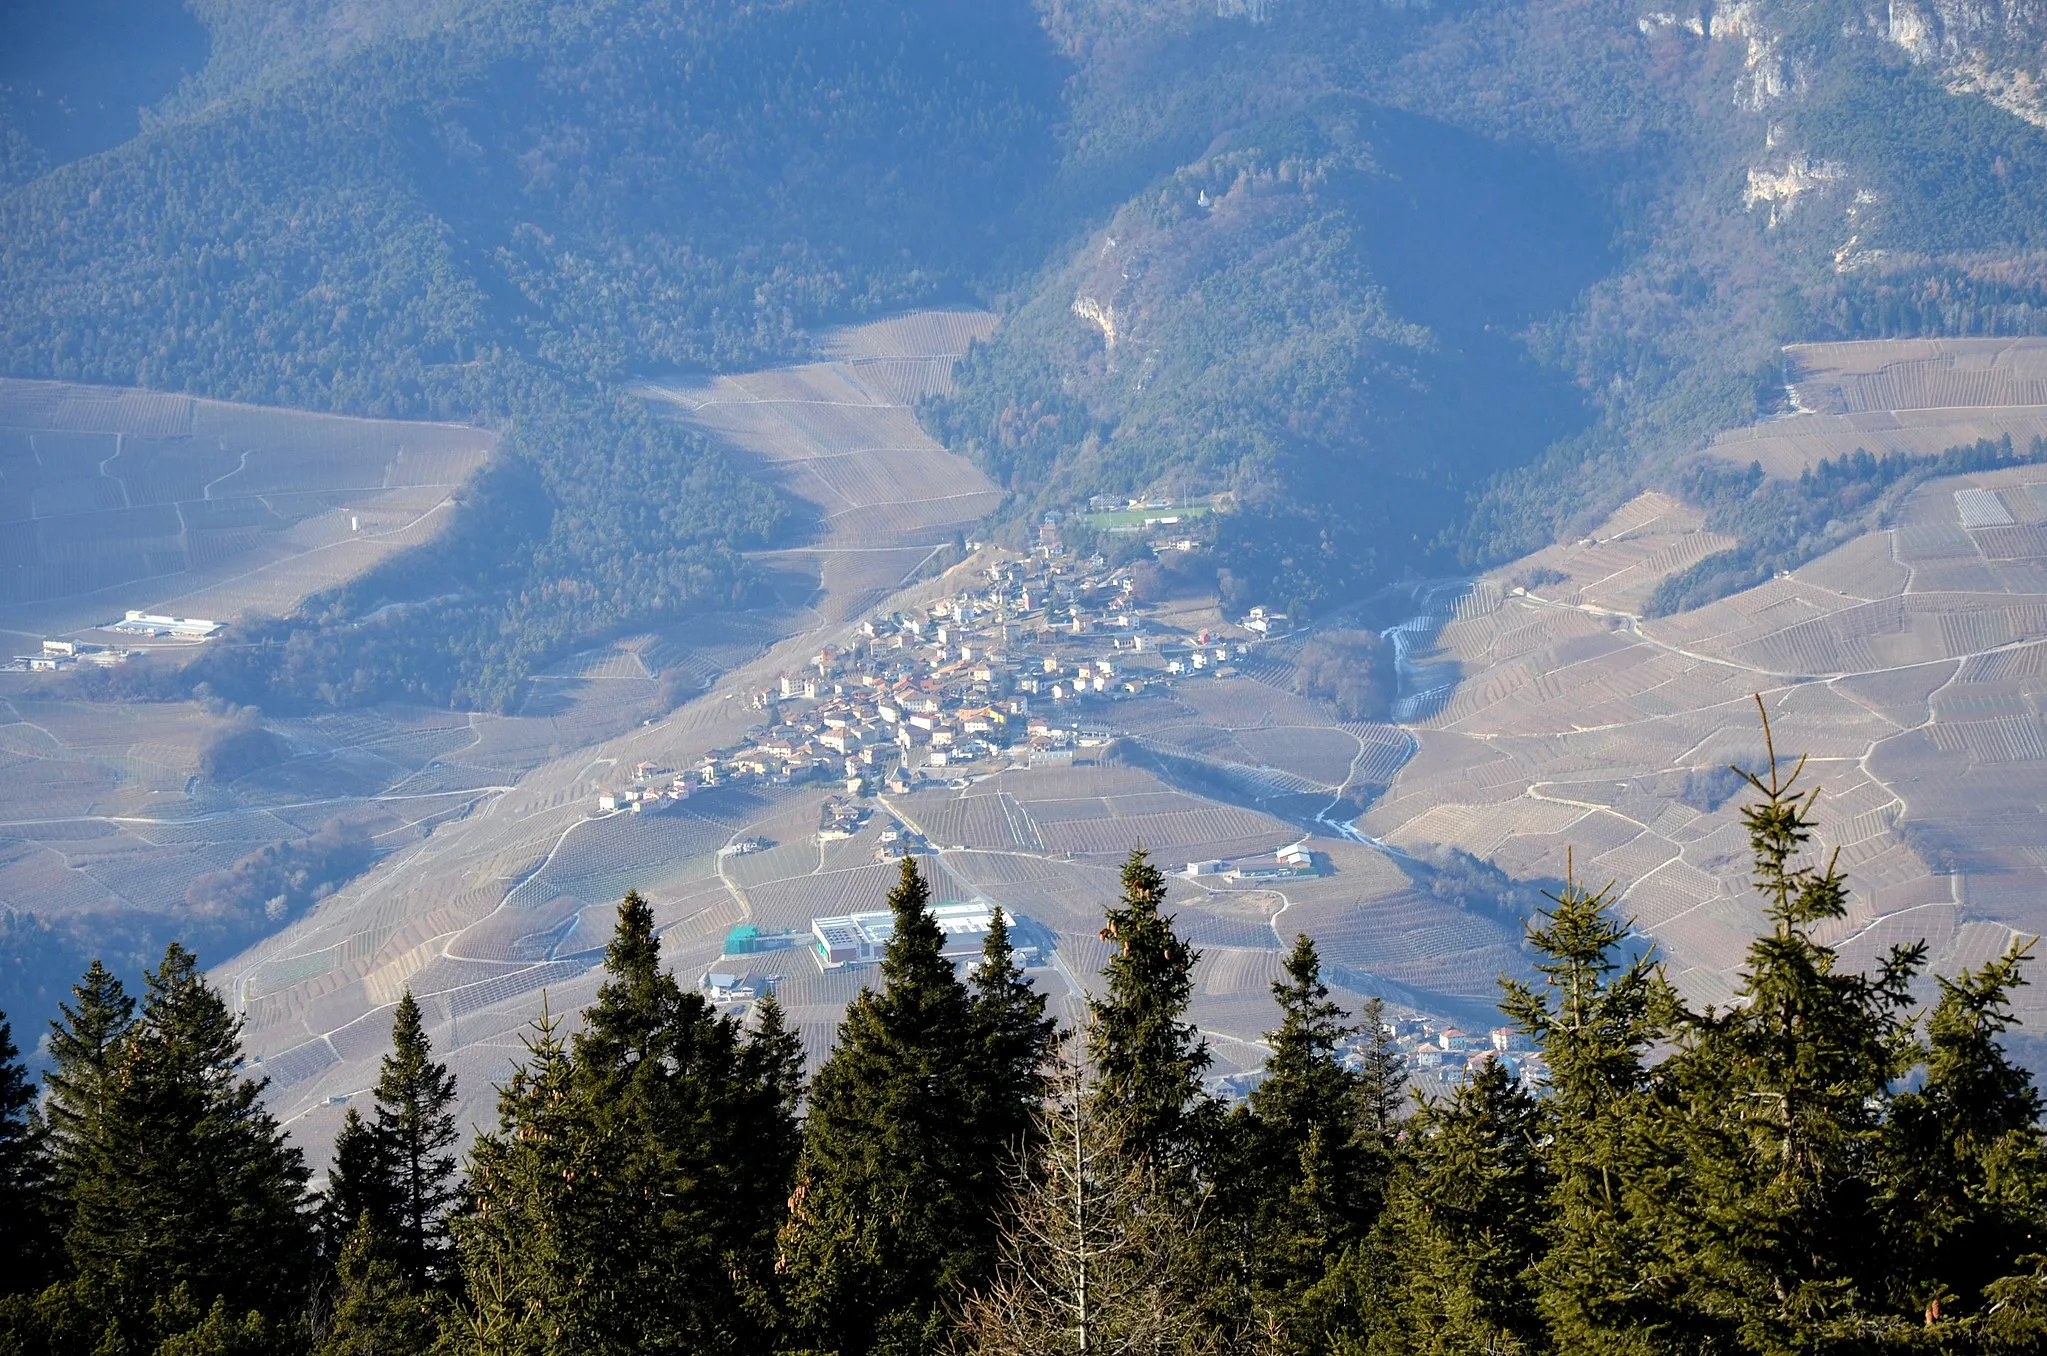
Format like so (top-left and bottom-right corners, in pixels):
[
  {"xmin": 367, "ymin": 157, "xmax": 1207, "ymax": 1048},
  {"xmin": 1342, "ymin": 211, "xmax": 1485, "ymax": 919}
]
[{"xmin": 699, "ymin": 971, "xmax": 775, "ymax": 1004}]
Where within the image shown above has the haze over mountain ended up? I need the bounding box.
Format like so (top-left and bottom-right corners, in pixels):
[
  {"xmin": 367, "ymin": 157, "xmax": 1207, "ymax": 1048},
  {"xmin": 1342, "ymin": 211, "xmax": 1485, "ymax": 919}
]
[{"xmin": 8, "ymin": 0, "xmax": 2047, "ymax": 1094}]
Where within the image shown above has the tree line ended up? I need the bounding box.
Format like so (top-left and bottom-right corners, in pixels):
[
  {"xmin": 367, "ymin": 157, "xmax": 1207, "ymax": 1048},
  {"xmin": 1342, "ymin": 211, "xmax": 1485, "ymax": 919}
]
[{"xmin": 5, "ymin": 726, "xmax": 2047, "ymax": 1353}]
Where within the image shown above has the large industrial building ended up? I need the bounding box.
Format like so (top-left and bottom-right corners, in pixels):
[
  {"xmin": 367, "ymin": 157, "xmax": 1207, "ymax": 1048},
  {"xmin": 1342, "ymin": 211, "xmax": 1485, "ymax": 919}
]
[{"xmin": 809, "ymin": 901, "xmax": 1026, "ymax": 970}]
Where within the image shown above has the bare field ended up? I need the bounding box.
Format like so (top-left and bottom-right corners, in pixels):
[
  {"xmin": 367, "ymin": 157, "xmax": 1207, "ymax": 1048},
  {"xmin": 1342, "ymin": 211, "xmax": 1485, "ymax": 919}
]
[
  {"xmin": 0, "ymin": 379, "xmax": 492, "ymax": 639},
  {"xmin": 1706, "ymin": 337, "xmax": 2047, "ymax": 477},
  {"xmin": 1364, "ymin": 460, "xmax": 2047, "ymax": 1018},
  {"xmin": 635, "ymin": 310, "xmax": 1003, "ymax": 569}
]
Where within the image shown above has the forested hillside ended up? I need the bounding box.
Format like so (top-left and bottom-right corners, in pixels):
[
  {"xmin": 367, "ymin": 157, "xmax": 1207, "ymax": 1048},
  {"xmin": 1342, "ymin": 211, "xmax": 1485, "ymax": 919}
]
[
  {"xmin": 7, "ymin": 749, "xmax": 2047, "ymax": 1353},
  {"xmin": 1, "ymin": 0, "xmax": 1065, "ymax": 708},
  {"xmin": 12, "ymin": 0, "xmax": 2047, "ymax": 693},
  {"xmin": 933, "ymin": 0, "xmax": 2047, "ymax": 613}
]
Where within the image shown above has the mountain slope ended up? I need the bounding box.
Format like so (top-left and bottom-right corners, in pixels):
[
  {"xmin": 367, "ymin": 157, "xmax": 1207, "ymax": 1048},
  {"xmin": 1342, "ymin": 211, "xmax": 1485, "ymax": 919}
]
[{"xmin": 932, "ymin": 0, "xmax": 2047, "ymax": 613}]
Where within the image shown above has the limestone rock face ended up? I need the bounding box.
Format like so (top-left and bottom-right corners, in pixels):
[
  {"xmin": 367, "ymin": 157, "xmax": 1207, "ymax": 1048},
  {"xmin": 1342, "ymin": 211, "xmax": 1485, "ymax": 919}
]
[{"xmin": 1862, "ymin": 0, "xmax": 2047, "ymax": 124}]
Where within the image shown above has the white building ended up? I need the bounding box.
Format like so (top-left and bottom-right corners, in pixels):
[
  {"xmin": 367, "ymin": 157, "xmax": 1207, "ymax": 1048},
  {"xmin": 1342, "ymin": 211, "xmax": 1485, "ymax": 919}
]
[
  {"xmin": 104, "ymin": 611, "xmax": 222, "ymax": 639},
  {"xmin": 810, "ymin": 901, "xmax": 1014, "ymax": 970},
  {"xmin": 701, "ymin": 972, "xmax": 774, "ymax": 1004}
]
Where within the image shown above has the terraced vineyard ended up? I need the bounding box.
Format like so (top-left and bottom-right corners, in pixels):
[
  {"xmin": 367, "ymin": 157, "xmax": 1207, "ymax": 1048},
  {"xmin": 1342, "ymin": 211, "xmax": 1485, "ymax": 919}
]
[
  {"xmin": 1368, "ymin": 450, "xmax": 2047, "ymax": 1019},
  {"xmin": 636, "ymin": 307, "xmax": 1004, "ymax": 625},
  {"xmin": 1712, "ymin": 338, "xmax": 2047, "ymax": 477},
  {"xmin": 0, "ymin": 379, "xmax": 491, "ymax": 642}
]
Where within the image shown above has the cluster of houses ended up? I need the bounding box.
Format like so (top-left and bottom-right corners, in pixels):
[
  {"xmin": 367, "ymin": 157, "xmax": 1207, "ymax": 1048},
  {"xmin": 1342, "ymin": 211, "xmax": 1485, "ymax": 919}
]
[
  {"xmin": 593, "ymin": 550, "xmax": 1288, "ymax": 815},
  {"xmin": 1375, "ymin": 1014, "xmax": 1549, "ymax": 1093},
  {"xmin": 6, "ymin": 638, "xmax": 135, "ymax": 672}
]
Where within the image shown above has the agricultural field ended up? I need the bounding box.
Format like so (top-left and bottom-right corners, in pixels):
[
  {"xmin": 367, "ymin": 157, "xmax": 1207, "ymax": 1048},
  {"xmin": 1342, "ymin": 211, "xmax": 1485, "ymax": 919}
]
[
  {"xmin": 1367, "ymin": 453, "xmax": 2047, "ymax": 1020},
  {"xmin": 0, "ymin": 378, "xmax": 492, "ymax": 644},
  {"xmin": 1712, "ymin": 337, "xmax": 2047, "ymax": 476},
  {"xmin": 636, "ymin": 307, "xmax": 1005, "ymax": 624}
]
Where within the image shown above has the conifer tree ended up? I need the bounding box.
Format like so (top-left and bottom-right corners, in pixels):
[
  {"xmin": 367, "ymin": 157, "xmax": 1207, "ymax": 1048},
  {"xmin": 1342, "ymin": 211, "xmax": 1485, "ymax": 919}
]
[
  {"xmin": 1880, "ymin": 941, "xmax": 2047, "ymax": 1334},
  {"xmin": 1350, "ymin": 996, "xmax": 1408, "ymax": 1143},
  {"xmin": 63, "ymin": 944, "xmax": 314, "ymax": 1349},
  {"xmin": 146, "ymin": 1291, "xmax": 274, "ymax": 1355},
  {"xmin": 0, "ymin": 1011, "xmax": 58, "ymax": 1297},
  {"xmin": 320, "ymin": 1107, "xmax": 397, "ymax": 1263},
  {"xmin": 1087, "ymin": 850, "xmax": 1213, "ymax": 1177},
  {"xmin": 1253, "ymin": 935, "xmax": 1358, "ymax": 1154},
  {"xmin": 43, "ymin": 959, "xmax": 133, "ymax": 1182},
  {"xmin": 372, "ymin": 990, "xmax": 460, "ymax": 1288},
  {"xmin": 1498, "ymin": 866, "xmax": 1679, "ymax": 1348},
  {"xmin": 734, "ymin": 990, "xmax": 806, "ymax": 1232},
  {"xmin": 1375, "ymin": 1057, "xmax": 1549, "ymax": 1355},
  {"xmin": 972, "ymin": 905, "xmax": 1058, "ymax": 1159},
  {"xmin": 780, "ymin": 856, "xmax": 986, "ymax": 1356},
  {"xmin": 562, "ymin": 889, "xmax": 804, "ymax": 1351},
  {"xmin": 1239, "ymin": 936, "xmax": 1387, "ymax": 1342},
  {"xmin": 448, "ymin": 1003, "xmax": 609, "ymax": 1356},
  {"xmin": 1651, "ymin": 713, "xmax": 1924, "ymax": 1350},
  {"xmin": 313, "ymin": 1216, "xmax": 438, "ymax": 1356}
]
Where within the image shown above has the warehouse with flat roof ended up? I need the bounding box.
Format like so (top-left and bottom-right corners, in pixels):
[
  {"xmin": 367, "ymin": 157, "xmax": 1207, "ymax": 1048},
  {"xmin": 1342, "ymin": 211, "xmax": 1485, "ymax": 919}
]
[{"xmin": 810, "ymin": 901, "xmax": 1018, "ymax": 970}]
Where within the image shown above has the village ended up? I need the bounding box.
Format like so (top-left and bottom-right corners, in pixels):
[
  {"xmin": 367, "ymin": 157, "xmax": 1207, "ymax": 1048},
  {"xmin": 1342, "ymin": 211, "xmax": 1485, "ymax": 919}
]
[
  {"xmin": 585, "ymin": 522, "xmax": 1549, "ymax": 1099},
  {"xmin": 591, "ymin": 543, "xmax": 1291, "ymax": 816}
]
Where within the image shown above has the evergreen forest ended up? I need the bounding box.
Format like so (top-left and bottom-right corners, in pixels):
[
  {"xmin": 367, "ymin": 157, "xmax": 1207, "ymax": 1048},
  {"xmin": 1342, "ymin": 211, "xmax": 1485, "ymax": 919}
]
[{"xmin": 6, "ymin": 724, "xmax": 2047, "ymax": 1355}]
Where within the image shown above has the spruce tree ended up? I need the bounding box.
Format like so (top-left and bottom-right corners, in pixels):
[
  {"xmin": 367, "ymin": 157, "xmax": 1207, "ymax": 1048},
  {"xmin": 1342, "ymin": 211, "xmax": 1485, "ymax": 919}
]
[
  {"xmin": 780, "ymin": 856, "xmax": 986, "ymax": 1356},
  {"xmin": 313, "ymin": 1216, "xmax": 438, "ymax": 1356},
  {"xmin": 1651, "ymin": 721, "xmax": 1924, "ymax": 1351},
  {"xmin": 372, "ymin": 990, "xmax": 459, "ymax": 1288},
  {"xmin": 320, "ymin": 1108, "xmax": 397, "ymax": 1262},
  {"xmin": 0, "ymin": 1011, "xmax": 58, "ymax": 1297},
  {"xmin": 62, "ymin": 944, "xmax": 314, "ymax": 1349},
  {"xmin": 1350, "ymin": 995, "xmax": 1408, "ymax": 1143},
  {"xmin": 1253, "ymin": 935, "xmax": 1358, "ymax": 1152},
  {"xmin": 1499, "ymin": 868, "xmax": 1680, "ymax": 1349},
  {"xmin": 1087, "ymin": 850, "xmax": 1213, "ymax": 1177},
  {"xmin": 43, "ymin": 959, "xmax": 134, "ymax": 1182},
  {"xmin": 971, "ymin": 905, "xmax": 1057, "ymax": 1159},
  {"xmin": 733, "ymin": 990, "xmax": 806, "ymax": 1236},
  {"xmin": 564, "ymin": 889, "xmax": 805, "ymax": 1351},
  {"xmin": 1240, "ymin": 936, "xmax": 1386, "ymax": 1342},
  {"xmin": 1375, "ymin": 1057, "xmax": 1549, "ymax": 1355},
  {"xmin": 1880, "ymin": 941, "xmax": 2047, "ymax": 1334},
  {"xmin": 448, "ymin": 1004, "xmax": 606, "ymax": 1356}
]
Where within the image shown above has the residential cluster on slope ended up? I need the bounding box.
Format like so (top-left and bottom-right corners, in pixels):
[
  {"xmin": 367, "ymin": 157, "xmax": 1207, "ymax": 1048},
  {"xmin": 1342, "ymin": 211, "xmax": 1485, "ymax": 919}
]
[
  {"xmin": 1207, "ymin": 1012, "xmax": 1548, "ymax": 1102},
  {"xmin": 1375, "ymin": 1013, "xmax": 1546, "ymax": 1094},
  {"xmin": 594, "ymin": 550, "xmax": 1280, "ymax": 814}
]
